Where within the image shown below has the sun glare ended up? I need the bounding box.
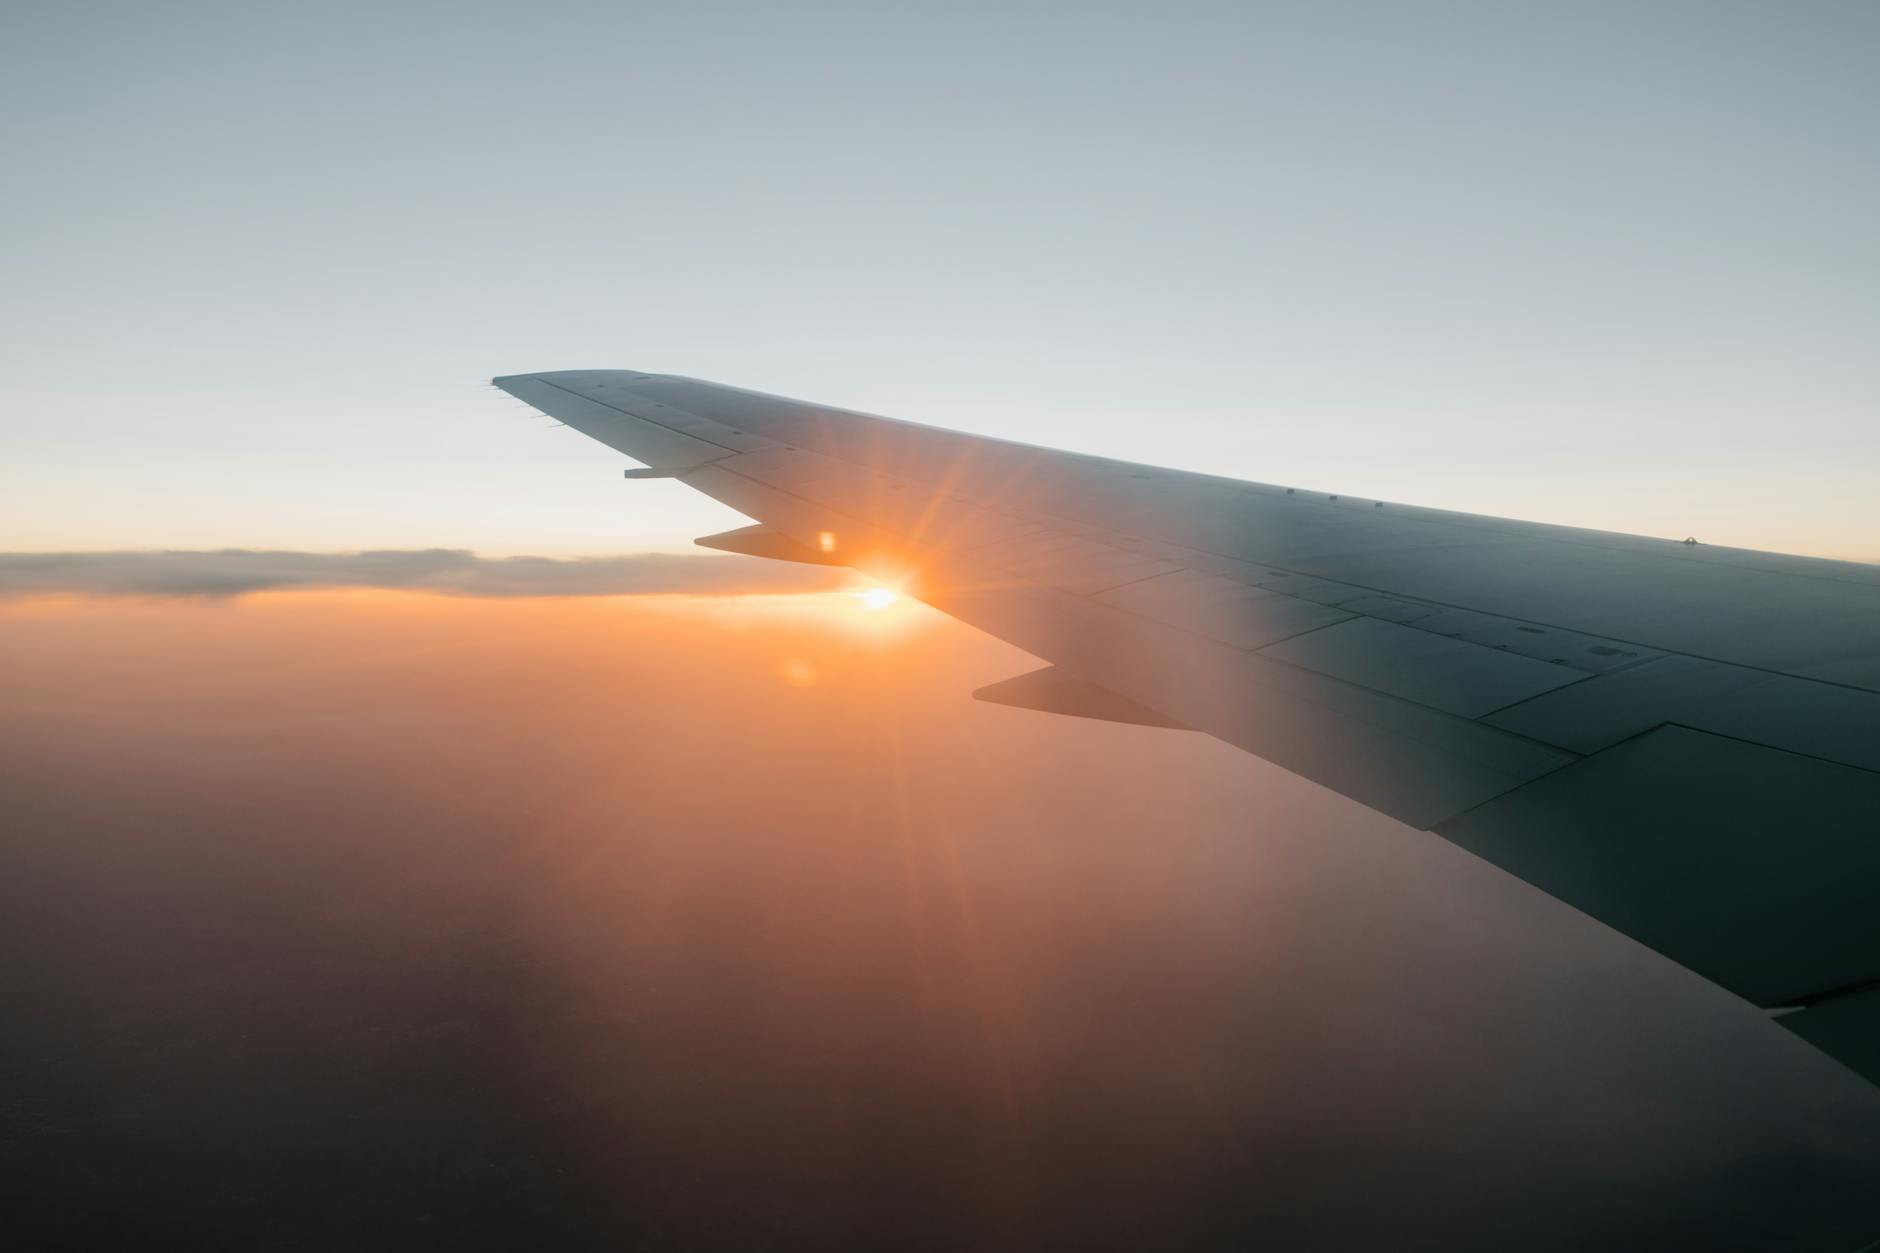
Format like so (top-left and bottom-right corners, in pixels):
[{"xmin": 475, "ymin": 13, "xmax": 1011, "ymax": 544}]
[{"xmin": 855, "ymin": 587, "xmax": 899, "ymax": 611}]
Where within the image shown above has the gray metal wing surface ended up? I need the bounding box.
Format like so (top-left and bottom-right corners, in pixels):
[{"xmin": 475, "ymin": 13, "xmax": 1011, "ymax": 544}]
[{"xmin": 494, "ymin": 368, "xmax": 1880, "ymax": 1085}]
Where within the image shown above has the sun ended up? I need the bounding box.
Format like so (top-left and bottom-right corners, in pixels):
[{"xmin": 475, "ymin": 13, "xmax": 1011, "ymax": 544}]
[{"xmin": 854, "ymin": 587, "xmax": 899, "ymax": 611}]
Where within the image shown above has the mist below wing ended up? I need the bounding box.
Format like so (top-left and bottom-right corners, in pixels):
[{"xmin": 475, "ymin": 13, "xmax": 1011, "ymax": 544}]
[{"xmin": 495, "ymin": 368, "xmax": 1880, "ymax": 1084}]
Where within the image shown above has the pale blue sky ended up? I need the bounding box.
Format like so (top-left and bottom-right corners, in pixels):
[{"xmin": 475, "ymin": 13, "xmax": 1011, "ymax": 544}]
[{"xmin": 3, "ymin": 0, "xmax": 1876, "ymax": 557}]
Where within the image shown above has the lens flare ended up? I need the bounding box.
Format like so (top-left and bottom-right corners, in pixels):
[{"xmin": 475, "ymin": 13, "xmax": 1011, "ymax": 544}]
[{"xmin": 856, "ymin": 587, "xmax": 899, "ymax": 611}]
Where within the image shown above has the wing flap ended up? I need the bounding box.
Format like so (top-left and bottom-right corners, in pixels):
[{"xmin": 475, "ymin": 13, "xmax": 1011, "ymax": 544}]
[
  {"xmin": 1486, "ymin": 656, "xmax": 1880, "ymax": 773},
  {"xmin": 1258, "ymin": 615, "xmax": 1588, "ymax": 719},
  {"xmin": 1436, "ymin": 725, "xmax": 1880, "ymax": 1008},
  {"xmin": 1095, "ymin": 571, "xmax": 1357, "ymax": 651},
  {"xmin": 925, "ymin": 568, "xmax": 1574, "ymax": 828}
]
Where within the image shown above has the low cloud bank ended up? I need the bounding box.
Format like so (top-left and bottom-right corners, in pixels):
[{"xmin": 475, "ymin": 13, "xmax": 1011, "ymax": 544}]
[{"xmin": 0, "ymin": 549, "xmax": 850, "ymax": 599}]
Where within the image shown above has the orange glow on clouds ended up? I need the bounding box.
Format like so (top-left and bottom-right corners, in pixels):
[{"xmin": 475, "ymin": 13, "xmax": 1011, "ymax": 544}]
[{"xmin": 3, "ymin": 583, "xmax": 1869, "ymax": 1249}]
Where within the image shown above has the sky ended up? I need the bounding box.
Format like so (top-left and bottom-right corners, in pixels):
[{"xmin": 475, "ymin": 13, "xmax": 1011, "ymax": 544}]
[
  {"xmin": 6, "ymin": 588, "xmax": 1880, "ymax": 1250},
  {"xmin": 1, "ymin": 0, "xmax": 1877, "ymax": 559}
]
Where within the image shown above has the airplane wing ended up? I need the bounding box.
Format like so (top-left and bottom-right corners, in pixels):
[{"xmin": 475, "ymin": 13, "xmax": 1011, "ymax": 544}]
[{"xmin": 495, "ymin": 368, "xmax": 1880, "ymax": 1086}]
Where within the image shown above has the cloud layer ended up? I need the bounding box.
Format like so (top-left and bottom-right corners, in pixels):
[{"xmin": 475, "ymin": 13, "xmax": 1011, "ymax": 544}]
[
  {"xmin": 7, "ymin": 592, "xmax": 1879, "ymax": 1248},
  {"xmin": 0, "ymin": 549, "xmax": 849, "ymax": 599}
]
